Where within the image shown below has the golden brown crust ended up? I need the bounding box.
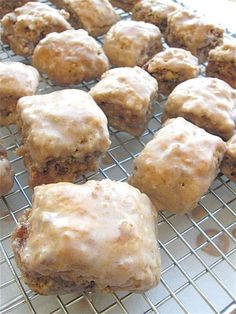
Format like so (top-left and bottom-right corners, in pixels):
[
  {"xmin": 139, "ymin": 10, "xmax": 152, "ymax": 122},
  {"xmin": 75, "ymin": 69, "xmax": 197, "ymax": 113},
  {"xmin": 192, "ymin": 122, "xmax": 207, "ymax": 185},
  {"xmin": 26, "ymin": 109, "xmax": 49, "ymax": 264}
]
[
  {"xmin": 89, "ymin": 66, "xmax": 158, "ymax": 136},
  {"xmin": 129, "ymin": 117, "xmax": 226, "ymax": 213},
  {"xmin": 104, "ymin": 20, "xmax": 163, "ymax": 67},
  {"xmin": 32, "ymin": 29, "xmax": 109, "ymax": 86},
  {"xmin": 1, "ymin": 2, "xmax": 72, "ymax": 57},
  {"xmin": 166, "ymin": 10, "xmax": 224, "ymax": 63},
  {"xmin": 16, "ymin": 89, "xmax": 110, "ymax": 187},
  {"xmin": 12, "ymin": 180, "xmax": 161, "ymax": 295},
  {"xmin": 221, "ymin": 133, "xmax": 236, "ymax": 183},
  {"xmin": 206, "ymin": 41, "xmax": 236, "ymax": 89},
  {"xmin": 50, "ymin": 0, "xmax": 120, "ymax": 37},
  {"xmin": 143, "ymin": 47, "xmax": 199, "ymax": 95},
  {"xmin": 162, "ymin": 78, "xmax": 236, "ymax": 141}
]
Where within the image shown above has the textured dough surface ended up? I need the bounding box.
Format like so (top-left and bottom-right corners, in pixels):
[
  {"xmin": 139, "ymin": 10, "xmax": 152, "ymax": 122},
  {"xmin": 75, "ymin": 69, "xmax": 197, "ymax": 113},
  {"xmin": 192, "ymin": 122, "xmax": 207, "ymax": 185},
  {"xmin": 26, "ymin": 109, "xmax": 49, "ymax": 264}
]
[
  {"xmin": 132, "ymin": 0, "xmax": 181, "ymax": 33},
  {"xmin": 144, "ymin": 48, "xmax": 199, "ymax": 94},
  {"xmin": 0, "ymin": 0, "xmax": 35, "ymax": 18},
  {"xmin": 1, "ymin": 2, "xmax": 72, "ymax": 57},
  {"xmin": 206, "ymin": 41, "xmax": 236, "ymax": 89},
  {"xmin": 129, "ymin": 117, "xmax": 226, "ymax": 213},
  {"xmin": 162, "ymin": 78, "xmax": 236, "ymax": 140},
  {"xmin": 89, "ymin": 66, "xmax": 158, "ymax": 135},
  {"xmin": 166, "ymin": 10, "xmax": 224, "ymax": 62},
  {"xmin": 12, "ymin": 180, "xmax": 161, "ymax": 295},
  {"xmin": 16, "ymin": 89, "xmax": 110, "ymax": 167},
  {"xmin": 104, "ymin": 20, "xmax": 162, "ymax": 67},
  {"xmin": 32, "ymin": 29, "xmax": 109, "ymax": 86},
  {"xmin": 50, "ymin": 0, "xmax": 119, "ymax": 36},
  {"xmin": 221, "ymin": 133, "xmax": 236, "ymax": 183}
]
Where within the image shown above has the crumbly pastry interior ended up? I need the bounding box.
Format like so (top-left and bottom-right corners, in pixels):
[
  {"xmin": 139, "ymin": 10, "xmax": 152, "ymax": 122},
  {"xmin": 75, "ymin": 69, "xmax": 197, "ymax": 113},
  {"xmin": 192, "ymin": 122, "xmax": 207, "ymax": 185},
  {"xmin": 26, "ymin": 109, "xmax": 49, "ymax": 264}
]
[
  {"xmin": 89, "ymin": 66, "xmax": 158, "ymax": 136},
  {"xmin": 143, "ymin": 47, "xmax": 199, "ymax": 94},
  {"xmin": 166, "ymin": 10, "xmax": 224, "ymax": 62},
  {"xmin": 12, "ymin": 180, "xmax": 161, "ymax": 295},
  {"xmin": 0, "ymin": 62, "xmax": 39, "ymax": 125},
  {"xmin": 206, "ymin": 41, "xmax": 236, "ymax": 89},
  {"xmin": 16, "ymin": 89, "xmax": 110, "ymax": 187},
  {"xmin": 0, "ymin": 0, "xmax": 35, "ymax": 18},
  {"xmin": 50, "ymin": 0, "xmax": 120, "ymax": 37},
  {"xmin": 0, "ymin": 141, "xmax": 14, "ymax": 196},
  {"xmin": 32, "ymin": 29, "xmax": 109, "ymax": 86},
  {"xmin": 132, "ymin": 0, "xmax": 181, "ymax": 33},
  {"xmin": 221, "ymin": 133, "xmax": 236, "ymax": 183},
  {"xmin": 129, "ymin": 117, "xmax": 226, "ymax": 213},
  {"xmin": 110, "ymin": 0, "xmax": 139, "ymax": 12},
  {"xmin": 162, "ymin": 77, "xmax": 236, "ymax": 141},
  {"xmin": 1, "ymin": 2, "xmax": 72, "ymax": 57},
  {"xmin": 104, "ymin": 20, "xmax": 163, "ymax": 67}
]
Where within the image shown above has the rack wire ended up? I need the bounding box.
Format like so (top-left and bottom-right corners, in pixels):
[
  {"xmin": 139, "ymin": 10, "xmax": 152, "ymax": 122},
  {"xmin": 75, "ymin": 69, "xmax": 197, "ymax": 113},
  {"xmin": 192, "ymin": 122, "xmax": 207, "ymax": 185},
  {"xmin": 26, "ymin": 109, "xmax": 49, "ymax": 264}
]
[{"xmin": 0, "ymin": 1, "xmax": 236, "ymax": 313}]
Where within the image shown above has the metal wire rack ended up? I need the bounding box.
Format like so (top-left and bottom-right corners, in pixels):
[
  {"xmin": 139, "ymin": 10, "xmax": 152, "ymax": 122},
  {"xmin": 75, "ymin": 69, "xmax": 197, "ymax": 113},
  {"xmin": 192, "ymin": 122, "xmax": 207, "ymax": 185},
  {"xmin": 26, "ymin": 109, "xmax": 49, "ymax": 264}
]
[{"xmin": 0, "ymin": 1, "xmax": 236, "ymax": 313}]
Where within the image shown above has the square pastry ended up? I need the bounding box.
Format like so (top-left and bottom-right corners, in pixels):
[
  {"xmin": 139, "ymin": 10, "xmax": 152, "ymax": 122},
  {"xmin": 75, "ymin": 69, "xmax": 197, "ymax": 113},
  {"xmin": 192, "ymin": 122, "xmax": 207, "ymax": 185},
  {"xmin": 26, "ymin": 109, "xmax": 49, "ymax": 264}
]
[
  {"xmin": 1, "ymin": 2, "xmax": 72, "ymax": 57},
  {"xmin": 132, "ymin": 0, "xmax": 181, "ymax": 33},
  {"xmin": 50, "ymin": 0, "xmax": 120, "ymax": 37},
  {"xmin": 129, "ymin": 117, "xmax": 226, "ymax": 214},
  {"xmin": 104, "ymin": 20, "xmax": 163, "ymax": 67},
  {"xmin": 16, "ymin": 89, "xmax": 110, "ymax": 187},
  {"xmin": 0, "ymin": 62, "xmax": 39, "ymax": 126},
  {"xmin": 12, "ymin": 179, "xmax": 161, "ymax": 295},
  {"xmin": 166, "ymin": 10, "xmax": 224, "ymax": 62},
  {"xmin": 143, "ymin": 48, "xmax": 199, "ymax": 95},
  {"xmin": 206, "ymin": 41, "xmax": 236, "ymax": 89},
  {"xmin": 90, "ymin": 67, "xmax": 158, "ymax": 136}
]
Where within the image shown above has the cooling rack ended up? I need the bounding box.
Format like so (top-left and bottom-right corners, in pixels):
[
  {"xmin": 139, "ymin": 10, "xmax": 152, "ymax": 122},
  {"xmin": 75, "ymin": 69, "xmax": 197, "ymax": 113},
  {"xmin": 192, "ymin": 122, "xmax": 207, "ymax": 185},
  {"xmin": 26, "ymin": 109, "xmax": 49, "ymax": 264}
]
[{"xmin": 0, "ymin": 1, "xmax": 236, "ymax": 313}]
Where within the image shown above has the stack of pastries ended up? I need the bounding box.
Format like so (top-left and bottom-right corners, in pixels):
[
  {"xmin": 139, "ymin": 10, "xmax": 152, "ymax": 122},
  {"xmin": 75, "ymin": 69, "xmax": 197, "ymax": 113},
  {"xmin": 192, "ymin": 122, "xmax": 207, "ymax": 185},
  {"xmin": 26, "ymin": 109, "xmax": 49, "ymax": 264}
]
[{"xmin": 0, "ymin": 0, "xmax": 235, "ymax": 298}]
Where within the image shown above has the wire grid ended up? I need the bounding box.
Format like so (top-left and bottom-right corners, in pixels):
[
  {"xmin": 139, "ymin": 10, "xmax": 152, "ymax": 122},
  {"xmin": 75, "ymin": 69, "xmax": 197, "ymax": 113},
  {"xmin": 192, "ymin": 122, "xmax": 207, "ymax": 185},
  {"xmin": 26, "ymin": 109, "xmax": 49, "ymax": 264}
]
[{"xmin": 0, "ymin": 1, "xmax": 236, "ymax": 314}]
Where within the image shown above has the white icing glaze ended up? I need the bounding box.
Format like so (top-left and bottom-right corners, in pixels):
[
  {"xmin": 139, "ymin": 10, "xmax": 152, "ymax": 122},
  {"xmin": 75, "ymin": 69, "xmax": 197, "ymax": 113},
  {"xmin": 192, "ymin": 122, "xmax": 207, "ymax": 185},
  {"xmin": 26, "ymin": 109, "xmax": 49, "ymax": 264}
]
[
  {"xmin": 146, "ymin": 48, "xmax": 199, "ymax": 74},
  {"xmin": 17, "ymin": 89, "xmax": 110, "ymax": 166},
  {"xmin": 0, "ymin": 62, "xmax": 39, "ymax": 97},
  {"xmin": 163, "ymin": 77, "xmax": 236, "ymax": 140},
  {"xmin": 129, "ymin": 117, "xmax": 226, "ymax": 213},
  {"xmin": 90, "ymin": 66, "xmax": 158, "ymax": 112},
  {"xmin": 17, "ymin": 180, "xmax": 160, "ymax": 292},
  {"xmin": 104, "ymin": 20, "xmax": 162, "ymax": 67}
]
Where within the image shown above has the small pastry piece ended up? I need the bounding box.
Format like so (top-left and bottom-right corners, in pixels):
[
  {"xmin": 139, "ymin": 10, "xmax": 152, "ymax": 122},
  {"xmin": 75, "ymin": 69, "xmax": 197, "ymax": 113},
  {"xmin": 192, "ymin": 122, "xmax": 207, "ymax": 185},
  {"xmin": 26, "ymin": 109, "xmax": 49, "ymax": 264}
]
[
  {"xmin": 132, "ymin": 0, "xmax": 181, "ymax": 34},
  {"xmin": 0, "ymin": 141, "xmax": 14, "ymax": 196},
  {"xmin": 50, "ymin": 0, "xmax": 119, "ymax": 37},
  {"xmin": 110, "ymin": 0, "xmax": 139, "ymax": 12},
  {"xmin": 12, "ymin": 179, "xmax": 161, "ymax": 295},
  {"xmin": 143, "ymin": 48, "xmax": 199, "ymax": 95},
  {"xmin": 90, "ymin": 67, "xmax": 158, "ymax": 136},
  {"xmin": 0, "ymin": 62, "xmax": 39, "ymax": 126},
  {"xmin": 166, "ymin": 10, "xmax": 224, "ymax": 63},
  {"xmin": 104, "ymin": 20, "xmax": 163, "ymax": 67},
  {"xmin": 0, "ymin": 0, "xmax": 35, "ymax": 18},
  {"xmin": 221, "ymin": 133, "xmax": 236, "ymax": 183},
  {"xmin": 16, "ymin": 89, "xmax": 110, "ymax": 187},
  {"xmin": 206, "ymin": 41, "xmax": 236, "ymax": 89},
  {"xmin": 129, "ymin": 117, "xmax": 226, "ymax": 214},
  {"xmin": 32, "ymin": 29, "xmax": 109, "ymax": 86},
  {"xmin": 1, "ymin": 2, "xmax": 72, "ymax": 57},
  {"xmin": 162, "ymin": 78, "xmax": 236, "ymax": 141}
]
